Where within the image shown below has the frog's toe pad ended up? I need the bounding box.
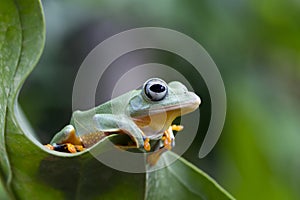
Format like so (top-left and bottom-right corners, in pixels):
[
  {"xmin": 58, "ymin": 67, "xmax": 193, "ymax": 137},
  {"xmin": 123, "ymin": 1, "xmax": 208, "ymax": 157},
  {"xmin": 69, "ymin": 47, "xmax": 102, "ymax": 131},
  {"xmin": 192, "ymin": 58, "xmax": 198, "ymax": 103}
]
[
  {"xmin": 144, "ymin": 138, "xmax": 151, "ymax": 151},
  {"xmin": 171, "ymin": 124, "xmax": 184, "ymax": 132}
]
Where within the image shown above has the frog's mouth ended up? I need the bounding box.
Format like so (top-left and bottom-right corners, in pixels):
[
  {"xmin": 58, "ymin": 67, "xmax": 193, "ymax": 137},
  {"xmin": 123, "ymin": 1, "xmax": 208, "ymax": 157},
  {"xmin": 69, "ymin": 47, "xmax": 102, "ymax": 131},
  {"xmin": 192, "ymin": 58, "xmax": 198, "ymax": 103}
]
[{"xmin": 132, "ymin": 97, "xmax": 200, "ymax": 119}]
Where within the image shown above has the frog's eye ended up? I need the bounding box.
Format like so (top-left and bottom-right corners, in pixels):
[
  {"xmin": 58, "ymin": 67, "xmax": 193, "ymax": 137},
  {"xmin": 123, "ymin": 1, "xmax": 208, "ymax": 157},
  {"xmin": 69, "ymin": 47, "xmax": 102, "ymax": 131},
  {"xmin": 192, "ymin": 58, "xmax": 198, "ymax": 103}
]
[{"xmin": 143, "ymin": 78, "xmax": 168, "ymax": 101}]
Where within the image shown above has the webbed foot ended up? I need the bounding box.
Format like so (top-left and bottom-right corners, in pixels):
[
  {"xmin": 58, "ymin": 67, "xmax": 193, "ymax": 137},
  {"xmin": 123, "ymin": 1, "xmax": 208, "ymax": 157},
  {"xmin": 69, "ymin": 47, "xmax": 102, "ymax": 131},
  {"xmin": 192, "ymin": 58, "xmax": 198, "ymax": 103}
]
[
  {"xmin": 44, "ymin": 143, "xmax": 85, "ymax": 153},
  {"xmin": 162, "ymin": 124, "xmax": 184, "ymax": 149},
  {"xmin": 147, "ymin": 124, "xmax": 184, "ymax": 166}
]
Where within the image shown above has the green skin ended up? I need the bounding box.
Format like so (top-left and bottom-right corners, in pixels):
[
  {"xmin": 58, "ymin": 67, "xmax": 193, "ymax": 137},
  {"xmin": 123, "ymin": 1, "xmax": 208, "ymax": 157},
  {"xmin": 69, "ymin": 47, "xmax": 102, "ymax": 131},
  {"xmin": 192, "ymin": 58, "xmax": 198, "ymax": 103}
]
[{"xmin": 50, "ymin": 79, "xmax": 201, "ymax": 149}]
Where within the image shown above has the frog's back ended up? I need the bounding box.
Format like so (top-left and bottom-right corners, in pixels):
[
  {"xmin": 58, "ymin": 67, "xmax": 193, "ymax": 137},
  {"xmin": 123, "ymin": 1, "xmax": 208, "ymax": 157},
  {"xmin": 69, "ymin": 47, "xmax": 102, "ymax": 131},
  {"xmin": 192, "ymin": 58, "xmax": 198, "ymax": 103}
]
[{"xmin": 70, "ymin": 89, "xmax": 139, "ymax": 135}]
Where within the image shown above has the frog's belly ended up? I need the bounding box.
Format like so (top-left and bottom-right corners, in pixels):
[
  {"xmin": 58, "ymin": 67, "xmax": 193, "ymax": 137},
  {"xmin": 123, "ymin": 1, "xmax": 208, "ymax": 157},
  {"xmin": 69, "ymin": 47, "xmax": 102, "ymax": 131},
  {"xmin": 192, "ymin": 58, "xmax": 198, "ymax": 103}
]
[{"xmin": 140, "ymin": 126, "xmax": 165, "ymax": 139}]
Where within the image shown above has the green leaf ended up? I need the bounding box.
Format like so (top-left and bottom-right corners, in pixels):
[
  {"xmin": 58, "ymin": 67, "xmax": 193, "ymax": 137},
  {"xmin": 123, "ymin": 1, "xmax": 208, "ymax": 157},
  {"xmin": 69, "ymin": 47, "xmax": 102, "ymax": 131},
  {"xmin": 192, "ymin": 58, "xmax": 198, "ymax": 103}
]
[
  {"xmin": 0, "ymin": 0, "xmax": 45, "ymax": 197},
  {"xmin": 0, "ymin": 0, "xmax": 43, "ymax": 197},
  {"xmin": 146, "ymin": 151, "xmax": 234, "ymax": 200},
  {"xmin": 0, "ymin": 0, "xmax": 234, "ymax": 199}
]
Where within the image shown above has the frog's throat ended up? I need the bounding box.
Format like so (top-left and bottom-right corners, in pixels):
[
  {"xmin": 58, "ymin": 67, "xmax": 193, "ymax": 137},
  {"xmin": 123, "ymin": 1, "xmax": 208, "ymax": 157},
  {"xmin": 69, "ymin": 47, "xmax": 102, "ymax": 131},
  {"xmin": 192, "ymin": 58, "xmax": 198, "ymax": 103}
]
[
  {"xmin": 132, "ymin": 109, "xmax": 179, "ymax": 126},
  {"xmin": 132, "ymin": 109, "xmax": 183, "ymax": 138}
]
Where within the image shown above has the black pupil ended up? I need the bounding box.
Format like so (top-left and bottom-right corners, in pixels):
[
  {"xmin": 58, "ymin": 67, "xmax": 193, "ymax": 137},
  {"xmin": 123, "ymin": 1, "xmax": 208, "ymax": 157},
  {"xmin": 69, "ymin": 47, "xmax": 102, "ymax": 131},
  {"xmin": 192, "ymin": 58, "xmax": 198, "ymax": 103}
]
[{"xmin": 150, "ymin": 84, "xmax": 165, "ymax": 93}]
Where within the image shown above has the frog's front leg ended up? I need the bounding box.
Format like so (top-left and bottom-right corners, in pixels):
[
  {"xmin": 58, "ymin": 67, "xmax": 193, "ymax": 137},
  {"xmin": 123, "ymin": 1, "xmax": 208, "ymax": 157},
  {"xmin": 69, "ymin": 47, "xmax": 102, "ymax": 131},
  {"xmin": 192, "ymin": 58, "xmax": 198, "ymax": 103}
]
[
  {"xmin": 147, "ymin": 125, "xmax": 183, "ymax": 166},
  {"xmin": 161, "ymin": 125, "xmax": 184, "ymax": 150},
  {"xmin": 93, "ymin": 114, "xmax": 150, "ymax": 151}
]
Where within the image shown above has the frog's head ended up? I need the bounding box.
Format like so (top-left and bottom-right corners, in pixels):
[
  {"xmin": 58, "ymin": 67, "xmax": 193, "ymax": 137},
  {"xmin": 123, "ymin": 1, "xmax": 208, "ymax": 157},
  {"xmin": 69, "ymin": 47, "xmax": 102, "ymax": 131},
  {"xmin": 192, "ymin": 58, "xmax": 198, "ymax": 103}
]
[{"xmin": 127, "ymin": 78, "xmax": 201, "ymax": 136}]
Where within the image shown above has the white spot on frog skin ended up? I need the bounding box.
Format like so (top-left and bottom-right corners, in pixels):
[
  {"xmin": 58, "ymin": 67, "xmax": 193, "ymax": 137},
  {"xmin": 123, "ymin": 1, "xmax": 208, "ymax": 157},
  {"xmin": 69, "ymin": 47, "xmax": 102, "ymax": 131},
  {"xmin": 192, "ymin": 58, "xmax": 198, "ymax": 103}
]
[{"xmin": 5, "ymin": 66, "xmax": 9, "ymax": 72}]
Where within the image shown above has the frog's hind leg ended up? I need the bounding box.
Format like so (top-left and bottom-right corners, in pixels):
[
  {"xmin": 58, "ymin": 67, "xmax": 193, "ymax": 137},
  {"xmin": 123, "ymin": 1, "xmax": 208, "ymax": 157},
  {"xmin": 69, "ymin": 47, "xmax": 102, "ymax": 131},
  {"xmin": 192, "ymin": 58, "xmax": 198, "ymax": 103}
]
[
  {"xmin": 50, "ymin": 125, "xmax": 82, "ymax": 145},
  {"xmin": 45, "ymin": 125, "xmax": 85, "ymax": 153}
]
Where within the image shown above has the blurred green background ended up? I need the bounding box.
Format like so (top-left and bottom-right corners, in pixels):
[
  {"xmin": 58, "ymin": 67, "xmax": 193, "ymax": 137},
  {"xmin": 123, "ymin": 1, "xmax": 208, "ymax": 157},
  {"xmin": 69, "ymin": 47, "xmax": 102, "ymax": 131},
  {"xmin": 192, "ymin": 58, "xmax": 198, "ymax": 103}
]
[{"xmin": 2, "ymin": 0, "xmax": 300, "ymax": 199}]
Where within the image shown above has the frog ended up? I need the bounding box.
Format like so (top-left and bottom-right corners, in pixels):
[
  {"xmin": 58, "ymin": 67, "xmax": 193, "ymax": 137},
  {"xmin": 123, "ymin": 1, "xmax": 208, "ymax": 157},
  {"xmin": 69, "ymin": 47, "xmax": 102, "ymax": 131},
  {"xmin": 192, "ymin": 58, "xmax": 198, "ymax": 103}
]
[{"xmin": 45, "ymin": 78, "xmax": 201, "ymax": 155}]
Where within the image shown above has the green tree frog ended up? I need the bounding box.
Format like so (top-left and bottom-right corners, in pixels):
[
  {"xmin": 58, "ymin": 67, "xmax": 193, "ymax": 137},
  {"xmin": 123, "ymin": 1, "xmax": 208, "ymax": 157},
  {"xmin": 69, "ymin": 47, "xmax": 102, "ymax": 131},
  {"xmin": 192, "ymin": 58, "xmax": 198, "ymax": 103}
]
[{"xmin": 45, "ymin": 78, "xmax": 201, "ymax": 154}]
